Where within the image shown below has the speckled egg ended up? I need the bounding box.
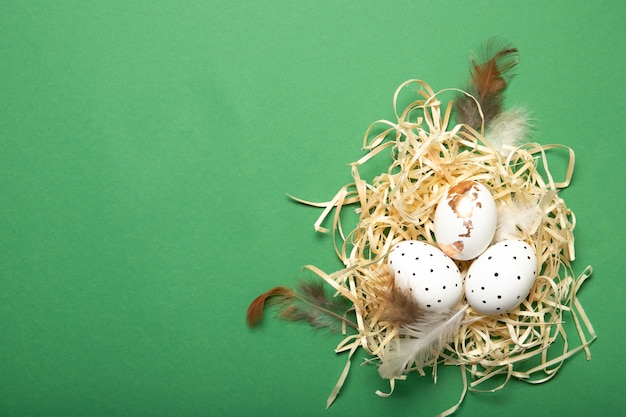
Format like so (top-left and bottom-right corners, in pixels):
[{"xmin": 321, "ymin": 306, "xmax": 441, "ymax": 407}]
[
  {"xmin": 434, "ymin": 180, "xmax": 497, "ymax": 261},
  {"xmin": 464, "ymin": 240, "xmax": 538, "ymax": 315},
  {"xmin": 387, "ymin": 240, "xmax": 463, "ymax": 313}
]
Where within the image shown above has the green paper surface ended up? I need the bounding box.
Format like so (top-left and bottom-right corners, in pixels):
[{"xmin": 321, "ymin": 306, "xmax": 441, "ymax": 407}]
[{"xmin": 1, "ymin": 1, "xmax": 624, "ymax": 416}]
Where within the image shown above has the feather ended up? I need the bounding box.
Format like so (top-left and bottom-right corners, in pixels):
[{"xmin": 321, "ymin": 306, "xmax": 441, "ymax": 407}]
[
  {"xmin": 246, "ymin": 280, "xmax": 356, "ymax": 331},
  {"xmin": 455, "ymin": 38, "xmax": 519, "ymax": 130},
  {"xmin": 246, "ymin": 286, "xmax": 294, "ymax": 327},
  {"xmin": 484, "ymin": 108, "xmax": 531, "ymax": 157},
  {"xmin": 494, "ymin": 194, "xmax": 543, "ymax": 242},
  {"xmin": 374, "ymin": 268, "xmax": 423, "ymax": 328},
  {"xmin": 378, "ymin": 305, "xmax": 468, "ymax": 380}
]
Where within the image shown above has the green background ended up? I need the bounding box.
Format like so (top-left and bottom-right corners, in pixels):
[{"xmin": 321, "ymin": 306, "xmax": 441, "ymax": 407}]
[{"xmin": 1, "ymin": 1, "xmax": 624, "ymax": 416}]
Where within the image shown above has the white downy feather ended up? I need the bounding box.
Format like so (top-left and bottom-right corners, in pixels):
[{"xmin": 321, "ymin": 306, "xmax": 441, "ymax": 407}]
[
  {"xmin": 378, "ymin": 305, "xmax": 468, "ymax": 380},
  {"xmin": 494, "ymin": 195, "xmax": 543, "ymax": 242},
  {"xmin": 485, "ymin": 108, "xmax": 531, "ymax": 157}
]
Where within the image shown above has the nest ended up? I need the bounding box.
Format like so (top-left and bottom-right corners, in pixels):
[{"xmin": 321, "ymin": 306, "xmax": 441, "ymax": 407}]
[{"xmin": 297, "ymin": 80, "xmax": 595, "ymax": 414}]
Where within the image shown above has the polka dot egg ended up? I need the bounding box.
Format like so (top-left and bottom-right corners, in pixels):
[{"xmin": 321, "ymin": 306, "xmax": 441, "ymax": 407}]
[
  {"xmin": 465, "ymin": 240, "xmax": 538, "ymax": 315},
  {"xmin": 387, "ymin": 240, "xmax": 463, "ymax": 313}
]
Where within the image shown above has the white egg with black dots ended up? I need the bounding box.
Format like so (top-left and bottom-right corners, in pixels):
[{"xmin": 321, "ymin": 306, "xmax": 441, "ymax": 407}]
[
  {"xmin": 464, "ymin": 240, "xmax": 538, "ymax": 315},
  {"xmin": 387, "ymin": 240, "xmax": 463, "ymax": 313}
]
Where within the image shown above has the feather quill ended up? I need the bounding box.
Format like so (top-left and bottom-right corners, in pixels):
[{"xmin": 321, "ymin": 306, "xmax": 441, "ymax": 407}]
[
  {"xmin": 455, "ymin": 39, "xmax": 519, "ymax": 130},
  {"xmin": 378, "ymin": 305, "xmax": 468, "ymax": 380}
]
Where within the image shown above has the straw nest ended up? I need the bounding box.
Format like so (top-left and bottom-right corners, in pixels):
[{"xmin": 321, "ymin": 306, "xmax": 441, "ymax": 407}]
[{"xmin": 298, "ymin": 80, "xmax": 595, "ymax": 414}]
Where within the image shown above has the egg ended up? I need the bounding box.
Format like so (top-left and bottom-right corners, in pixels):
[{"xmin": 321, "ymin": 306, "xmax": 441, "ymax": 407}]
[
  {"xmin": 464, "ymin": 240, "xmax": 538, "ymax": 315},
  {"xmin": 387, "ymin": 240, "xmax": 463, "ymax": 313},
  {"xmin": 434, "ymin": 180, "xmax": 497, "ymax": 261}
]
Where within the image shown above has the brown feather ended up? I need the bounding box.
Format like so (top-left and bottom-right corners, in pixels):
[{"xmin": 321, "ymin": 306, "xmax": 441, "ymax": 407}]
[
  {"xmin": 376, "ymin": 270, "xmax": 423, "ymax": 327},
  {"xmin": 246, "ymin": 286, "xmax": 294, "ymax": 327},
  {"xmin": 246, "ymin": 281, "xmax": 356, "ymax": 331},
  {"xmin": 455, "ymin": 38, "xmax": 519, "ymax": 129},
  {"xmin": 470, "ymin": 45, "xmax": 518, "ymax": 99}
]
